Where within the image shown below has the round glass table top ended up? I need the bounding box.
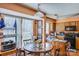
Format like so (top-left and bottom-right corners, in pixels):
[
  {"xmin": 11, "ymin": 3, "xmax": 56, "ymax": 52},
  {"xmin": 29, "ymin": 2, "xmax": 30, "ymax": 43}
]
[{"xmin": 23, "ymin": 42, "xmax": 53, "ymax": 53}]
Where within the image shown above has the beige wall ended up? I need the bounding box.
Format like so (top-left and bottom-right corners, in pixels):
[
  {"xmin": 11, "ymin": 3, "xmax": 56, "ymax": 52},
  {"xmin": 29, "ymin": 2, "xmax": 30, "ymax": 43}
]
[
  {"xmin": 56, "ymin": 23, "xmax": 65, "ymax": 32},
  {"xmin": 46, "ymin": 17, "xmax": 56, "ymax": 33},
  {"xmin": 0, "ymin": 3, "xmax": 57, "ymax": 37},
  {"xmin": 0, "ymin": 3, "xmax": 36, "ymax": 15},
  {"xmin": 56, "ymin": 17, "xmax": 79, "ymax": 23}
]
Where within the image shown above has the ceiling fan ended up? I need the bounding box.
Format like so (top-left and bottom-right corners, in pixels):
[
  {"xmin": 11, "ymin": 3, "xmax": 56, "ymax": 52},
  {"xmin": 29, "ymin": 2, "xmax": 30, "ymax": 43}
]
[
  {"xmin": 45, "ymin": 13, "xmax": 61, "ymax": 20},
  {"xmin": 34, "ymin": 3, "xmax": 46, "ymax": 18}
]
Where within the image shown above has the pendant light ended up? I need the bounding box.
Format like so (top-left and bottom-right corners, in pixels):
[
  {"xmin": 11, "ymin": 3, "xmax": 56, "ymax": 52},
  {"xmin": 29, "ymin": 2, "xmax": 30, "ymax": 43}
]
[{"xmin": 34, "ymin": 4, "xmax": 44, "ymax": 18}]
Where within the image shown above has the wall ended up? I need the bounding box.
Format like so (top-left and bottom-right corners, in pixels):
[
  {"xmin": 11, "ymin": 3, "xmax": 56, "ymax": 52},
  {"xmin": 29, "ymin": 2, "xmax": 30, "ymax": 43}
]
[
  {"xmin": 0, "ymin": 3, "xmax": 57, "ymax": 37},
  {"xmin": 0, "ymin": 3, "xmax": 36, "ymax": 15},
  {"xmin": 33, "ymin": 17, "xmax": 56, "ymax": 36},
  {"xmin": 56, "ymin": 17, "xmax": 79, "ymax": 23},
  {"xmin": 33, "ymin": 20, "xmax": 38, "ymax": 37},
  {"xmin": 0, "ymin": 3, "xmax": 37, "ymax": 50},
  {"xmin": 46, "ymin": 17, "xmax": 56, "ymax": 33},
  {"xmin": 56, "ymin": 23, "xmax": 65, "ymax": 32}
]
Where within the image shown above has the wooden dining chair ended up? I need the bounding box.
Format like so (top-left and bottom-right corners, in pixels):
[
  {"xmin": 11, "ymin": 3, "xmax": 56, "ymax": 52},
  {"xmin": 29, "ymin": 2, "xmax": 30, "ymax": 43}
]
[
  {"xmin": 51, "ymin": 41, "xmax": 61, "ymax": 56},
  {"xmin": 54, "ymin": 42, "xmax": 61, "ymax": 56},
  {"xmin": 65, "ymin": 42, "xmax": 77, "ymax": 56},
  {"xmin": 23, "ymin": 40, "xmax": 34, "ymax": 56},
  {"xmin": 16, "ymin": 48, "xmax": 26, "ymax": 56}
]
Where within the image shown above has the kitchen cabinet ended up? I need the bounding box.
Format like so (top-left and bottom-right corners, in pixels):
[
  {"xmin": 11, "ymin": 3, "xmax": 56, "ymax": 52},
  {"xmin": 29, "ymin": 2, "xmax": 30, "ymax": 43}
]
[
  {"xmin": 65, "ymin": 22, "xmax": 70, "ymax": 26},
  {"xmin": 65, "ymin": 22, "xmax": 76, "ymax": 26},
  {"xmin": 76, "ymin": 22, "xmax": 79, "ymax": 31},
  {"xmin": 56, "ymin": 35, "xmax": 64, "ymax": 40},
  {"xmin": 70, "ymin": 22, "xmax": 76, "ymax": 26},
  {"xmin": 76, "ymin": 37, "xmax": 79, "ymax": 49}
]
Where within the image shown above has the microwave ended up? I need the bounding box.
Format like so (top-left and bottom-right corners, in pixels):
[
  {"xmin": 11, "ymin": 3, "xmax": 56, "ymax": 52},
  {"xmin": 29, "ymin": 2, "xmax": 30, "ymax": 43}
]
[{"xmin": 65, "ymin": 26, "xmax": 76, "ymax": 31}]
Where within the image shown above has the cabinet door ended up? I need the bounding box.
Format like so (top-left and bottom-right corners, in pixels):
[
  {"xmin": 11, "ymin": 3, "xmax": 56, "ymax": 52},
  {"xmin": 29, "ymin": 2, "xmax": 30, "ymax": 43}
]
[
  {"xmin": 70, "ymin": 22, "xmax": 76, "ymax": 26},
  {"xmin": 65, "ymin": 22, "xmax": 76, "ymax": 26},
  {"xmin": 76, "ymin": 37, "xmax": 79, "ymax": 49},
  {"xmin": 65, "ymin": 22, "xmax": 70, "ymax": 26},
  {"xmin": 76, "ymin": 22, "xmax": 79, "ymax": 31}
]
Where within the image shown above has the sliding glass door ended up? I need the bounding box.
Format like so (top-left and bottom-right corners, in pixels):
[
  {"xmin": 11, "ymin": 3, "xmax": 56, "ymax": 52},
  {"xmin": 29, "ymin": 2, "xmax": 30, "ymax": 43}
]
[
  {"xmin": 1, "ymin": 14, "xmax": 35, "ymax": 50},
  {"xmin": 2, "ymin": 14, "xmax": 22, "ymax": 50},
  {"xmin": 3, "ymin": 15, "xmax": 16, "ymax": 42},
  {"xmin": 22, "ymin": 18, "xmax": 33, "ymax": 48},
  {"xmin": 1, "ymin": 15, "xmax": 17, "ymax": 51}
]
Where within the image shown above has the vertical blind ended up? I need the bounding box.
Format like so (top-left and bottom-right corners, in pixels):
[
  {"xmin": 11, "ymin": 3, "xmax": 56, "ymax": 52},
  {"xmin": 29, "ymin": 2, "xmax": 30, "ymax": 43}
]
[
  {"xmin": 15, "ymin": 17, "xmax": 22, "ymax": 48},
  {"xmin": 2, "ymin": 14, "xmax": 34, "ymax": 49},
  {"xmin": 22, "ymin": 18, "xmax": 33, "ymax": 47},
  {"xmin": 3, "ymin": 15, "xmax": 16, "ymax": 42}
]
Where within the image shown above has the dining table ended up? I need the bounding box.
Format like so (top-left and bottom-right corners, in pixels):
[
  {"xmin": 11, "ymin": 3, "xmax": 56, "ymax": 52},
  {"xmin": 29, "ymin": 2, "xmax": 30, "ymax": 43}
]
[{"xmin": 23, "ymin": 42, "xmax": 53, "ymax": 56}]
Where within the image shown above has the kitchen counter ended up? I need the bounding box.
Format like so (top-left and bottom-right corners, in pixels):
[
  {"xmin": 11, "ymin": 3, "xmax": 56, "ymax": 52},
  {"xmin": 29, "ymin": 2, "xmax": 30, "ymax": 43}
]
[{"xmin": 56, "ymin": 35, "xmax": 64, "ymax": 40}]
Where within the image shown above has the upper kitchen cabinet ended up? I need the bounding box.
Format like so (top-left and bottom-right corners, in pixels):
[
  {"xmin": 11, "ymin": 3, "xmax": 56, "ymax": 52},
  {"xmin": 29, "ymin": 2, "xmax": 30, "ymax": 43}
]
[
  {"xmin": 70, "ymin": 22, "xmax": 76, "ymax": 26},
  {"xmin": 64, "ymin": 22, "xmax": 76, "ymax": 26},
  {"xmin": 64, "ymin": 22, "xmax": 70, "ymax": 26},
  {"xmin": 76, "ymin": 21, "xmax": 79, "ymax": 31}
]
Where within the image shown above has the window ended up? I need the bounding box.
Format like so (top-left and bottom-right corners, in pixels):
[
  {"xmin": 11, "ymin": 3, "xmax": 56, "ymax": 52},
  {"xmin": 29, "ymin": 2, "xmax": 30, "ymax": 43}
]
[
  {"xmin": 46, "ymin": 22, "xmax": 50, "ymax": 34},
  {"xmin": 22, "ymin": 18, "xmax": 33, "ymax": 47},
  {"xmin": 3, "ymin": 15, "xmax": 16, "ymax": 42},
  {"xmin": 37, "ymin": 21, "xmax": 42, "ymax": 39}
]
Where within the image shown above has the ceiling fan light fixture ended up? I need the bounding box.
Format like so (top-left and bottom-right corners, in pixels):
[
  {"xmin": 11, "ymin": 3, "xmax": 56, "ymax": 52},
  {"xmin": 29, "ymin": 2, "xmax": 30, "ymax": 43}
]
[
  {"xmin": 34, "ymin": 11, "xmax": 44, "ymax": 17},
  {"xmin": 34, "ymin": 3, "xmax": 44, "ymax": 18}
]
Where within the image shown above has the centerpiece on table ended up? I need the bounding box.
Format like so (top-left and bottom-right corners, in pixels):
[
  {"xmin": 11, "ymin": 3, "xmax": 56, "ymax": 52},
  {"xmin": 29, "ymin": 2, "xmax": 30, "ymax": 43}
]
[{"xmin": 36, "ymin": 40, "xmax": 42, "ymax": 49}]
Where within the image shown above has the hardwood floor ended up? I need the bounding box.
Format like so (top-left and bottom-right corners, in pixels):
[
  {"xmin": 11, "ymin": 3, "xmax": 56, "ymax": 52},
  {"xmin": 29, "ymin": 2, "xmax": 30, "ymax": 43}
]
[
  {"xmin": 1, "ymin": 42, "xmax": 79, "ymax": 56},
  {"xmin": 8, "ymin": 51, "xmax": 79, "ymax": 56}
]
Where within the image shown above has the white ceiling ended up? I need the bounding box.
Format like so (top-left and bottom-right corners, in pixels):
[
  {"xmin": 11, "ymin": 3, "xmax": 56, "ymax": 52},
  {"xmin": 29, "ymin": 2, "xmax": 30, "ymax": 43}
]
[{"xmin": 22, "ymin": 3, "xmax": 79, "ymax": 19}]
